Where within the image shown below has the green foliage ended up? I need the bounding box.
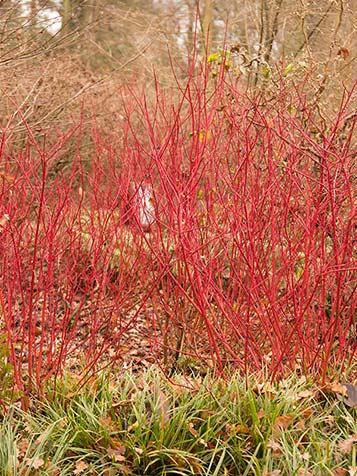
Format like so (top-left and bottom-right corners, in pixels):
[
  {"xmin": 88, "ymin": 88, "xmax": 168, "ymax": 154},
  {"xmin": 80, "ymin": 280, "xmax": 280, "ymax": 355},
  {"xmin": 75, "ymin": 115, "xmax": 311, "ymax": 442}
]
[
  {"xmin": 207, "ymin": 49, "xmax": 232, "ymax": 77},
  {"xmin": 283, "ymin": 63, "xmax": 294, "ymax": 76},
  {"xmin": 207, "ymin": 53, "xmax": 220, "ymax": 63},
  {"xmin": 1, "ymin": 368, "xmax": 357, "ymax": 475},
  {"xmin": 0, "ymin": 333, "xmax": 15, "ymax": 414}
]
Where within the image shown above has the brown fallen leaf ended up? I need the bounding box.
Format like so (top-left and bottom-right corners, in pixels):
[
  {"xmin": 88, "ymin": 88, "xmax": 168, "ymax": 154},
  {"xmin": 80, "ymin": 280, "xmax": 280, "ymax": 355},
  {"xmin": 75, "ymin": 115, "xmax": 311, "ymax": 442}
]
[
  {"xmin": 47, "ymin": 463, "xmax": 60, "ymax": 476},
  {"xmin": 127, "ymin": 421, "xmax": 139, "ymax": 432},
  {"xmin": 337, "ymin": 47, "xmax": 350, "ymax": 60},
  {"xmin": 17, "ymin": 438, "xmax": 30, "ymax": 458},
  {"xmin": 187, "ymin": 421, "xmax": 199, "ymax": 437},
  {"xmin": 267, "ymin": 439, "xmax": 283, "ymax": 456},
  {"xmin": 338, "ymin": 435, "xmax": 357, "ymax": 455},
  {"xmin": 110, "ymin": 438, "xmax": 125, "ymax": 450},
  {"xmin": 236, "ymin": 424, "xmax": 250, "ymax": 434},
  {"xmin": 107, "ymin": 447, "xmax": 126, "ymax": 462},
  {"xmin": 32, "ymin": 457, "xmax": 45, "ymax": 469},
  {"xmin": 73, "ymin": 460, "xmax": 88, "ymax": 474},
  {"xmin": 333, "ymin": 468, "xmax": 348, "ymax": 476},
  {"xmin": 0, "ymin": 171, "xmax": 14, "ymax": 184},
  {"xmin": 296, "ymin": 389, "xmax": 315, "ymax": 400},
  {"xmin": 273, "ymin": 415, "xmax": 294, "ymax": 434},
  {"xmin": 225, "ymin": 423, "xmax": 250, "ymax": 434},
  {"xmin": 0, "ymin": 214, "xmax": 10, "ymax": 229},
  {"xmin": 99, "ymin": 416, "xmax": 115, "ymax": 429},
  {"xmin": 297, "ymin": 468, "xmax": 312, "ymax": 476},
  {"xmin": 301, "ymin": 408, "xmax": 314, "ymax": 419},
  {"xmin": 337, "ymin": 383, "xmax": 357, "ymax": 408},
  {"xmin": 324, "ymin": 382, "xmax": 347, "ymax": 396},
  {"xmin": 295, "ymin": 419, "xmax": 305, "ymax": 431}
]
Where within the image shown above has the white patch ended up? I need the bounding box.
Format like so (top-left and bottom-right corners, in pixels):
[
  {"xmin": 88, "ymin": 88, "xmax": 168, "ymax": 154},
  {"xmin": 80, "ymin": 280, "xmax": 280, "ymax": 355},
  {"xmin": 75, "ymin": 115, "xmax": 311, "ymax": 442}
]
[{"xmin": 136, "ymin": 185, "xmax": 155, "ymax": 231}]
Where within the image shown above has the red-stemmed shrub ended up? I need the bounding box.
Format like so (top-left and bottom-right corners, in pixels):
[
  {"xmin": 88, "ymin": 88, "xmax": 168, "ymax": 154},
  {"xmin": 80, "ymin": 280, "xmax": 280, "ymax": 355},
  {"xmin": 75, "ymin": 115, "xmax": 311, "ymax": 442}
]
[{"xmin": 0, "ymin": 64, "xmax": 356, "ymax": 402}]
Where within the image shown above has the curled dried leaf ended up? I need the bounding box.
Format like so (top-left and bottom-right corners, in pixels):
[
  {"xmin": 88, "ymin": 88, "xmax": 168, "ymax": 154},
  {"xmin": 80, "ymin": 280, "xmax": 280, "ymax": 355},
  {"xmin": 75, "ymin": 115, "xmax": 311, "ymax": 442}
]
[
  {"xmin": 337, "ymin": 48, "xmax": 349, "ymax": 60},
  {"xmin": 297, "ymin": 469, "xmax": 312, "ymax": 476},
  {"xmin": 0, "ymin": 214, "xmax": 10, "ymax": 229},
  {"xmin": 337, "ymin": 384, "xmax": 357, "ymax": 408},
  {"xmin": 338, "ymin": 435, "xmax": 357, "ymax": 455},
  {"xmin": 267, "ymin": 439, "xmax": 283, "ymax": 456},
  {"xmin": 73, "ymin": 460, "xmax": 88, "ymax": 474},
  {"xmin": 333, "ymin": 468, "xmax": 348, "ymax": 476},
  {"xmin": 273, "ymin": 415, "xmax": 293, "ymax": 434},
  {"xmin": 107, "ymin": 447, "xmax": 126, "ymax": 462},
  {"xmin": 296, "ymin": 389, "xmax": 315, "ymax": 400},
  {"xmin": 322, "ymin": 382, "xmax": 347, "ymax": 397},
  {"xmin": 0, "ymin": 171, "xmax": 14, "ymax": 184},
  {"xmin": 187, "ymin": 422, "xmax": 199, "ymax": 437}
]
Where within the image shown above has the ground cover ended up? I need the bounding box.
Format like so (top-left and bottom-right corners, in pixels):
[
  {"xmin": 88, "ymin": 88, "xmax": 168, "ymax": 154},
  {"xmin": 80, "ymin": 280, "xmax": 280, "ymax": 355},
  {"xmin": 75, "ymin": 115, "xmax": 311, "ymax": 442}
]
[{"xmin": 1, "ymin": 367, "xmax": 357, "ymax": 476}]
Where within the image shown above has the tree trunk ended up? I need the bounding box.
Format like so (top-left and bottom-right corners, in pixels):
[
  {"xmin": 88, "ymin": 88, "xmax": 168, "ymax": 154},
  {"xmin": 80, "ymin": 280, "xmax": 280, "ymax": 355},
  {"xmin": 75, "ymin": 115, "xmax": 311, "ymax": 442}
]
[
  {"xmin": 61, "ymin": 0, "xmax": 72, "ymax": 37},
  {"xmin": 202, "ymin": 0, "xmax": 213, "ymax": 56}
]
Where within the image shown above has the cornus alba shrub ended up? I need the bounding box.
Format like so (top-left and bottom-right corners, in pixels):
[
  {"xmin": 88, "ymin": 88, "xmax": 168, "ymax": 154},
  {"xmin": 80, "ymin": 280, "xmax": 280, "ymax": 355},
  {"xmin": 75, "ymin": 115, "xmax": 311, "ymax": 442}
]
[{"xmin": 0, "ymin": 68, "xmax": 356, "ymax": 399}]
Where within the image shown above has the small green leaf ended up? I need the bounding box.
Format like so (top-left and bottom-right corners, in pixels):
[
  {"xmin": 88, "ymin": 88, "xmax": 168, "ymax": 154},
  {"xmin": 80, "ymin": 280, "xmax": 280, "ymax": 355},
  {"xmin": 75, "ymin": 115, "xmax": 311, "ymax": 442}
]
[
  {"xmin": 199, "ymin": 130, "xmax": 211, "ymax": 142},
  {"xmin": 261, "ymin": 65, "xmax": 271, "ymax": 79},
  {"xmin": 283, "ymin": 63, "xmax": 294, "ymax": 76},
  {"xmin": 224, "ymin": 60, "xmax": 232, "ymax": 70},
  {"xmin": 207, "ymin": 53, "xmax": 220, "ymax": 63},
  {"xmin": 288, "ymin": 105, "xmax": 297, "ymax": 116}
]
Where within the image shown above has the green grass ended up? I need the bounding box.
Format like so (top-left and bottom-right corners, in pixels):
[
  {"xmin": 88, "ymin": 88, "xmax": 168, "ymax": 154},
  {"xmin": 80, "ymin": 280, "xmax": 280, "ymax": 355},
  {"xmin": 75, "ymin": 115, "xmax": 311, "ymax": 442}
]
[{"xmin": 0, "ymin": 367, "xmax": 357, "ymax": 475}]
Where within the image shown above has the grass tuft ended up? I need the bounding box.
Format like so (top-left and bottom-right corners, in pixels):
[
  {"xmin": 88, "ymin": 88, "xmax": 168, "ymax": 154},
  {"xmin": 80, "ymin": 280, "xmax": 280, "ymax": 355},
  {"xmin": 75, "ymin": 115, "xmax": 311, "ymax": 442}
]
[{"xmin": 1, "ymin": 367, "xmax": 357, "ymax": 475}]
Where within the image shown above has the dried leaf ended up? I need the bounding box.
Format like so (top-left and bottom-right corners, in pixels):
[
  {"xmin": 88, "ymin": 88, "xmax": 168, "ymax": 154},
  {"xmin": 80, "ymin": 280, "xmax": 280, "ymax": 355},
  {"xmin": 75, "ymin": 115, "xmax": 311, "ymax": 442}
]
[
  {"xmin": 99, "ymin": 416, "xmax": 114, "ymax": 428},
  {"xmin": 296, "ymin": 389, "xmax": 315, "ymax": 400},
  {"xmin": 295, "ymin": 419, "xmax": 305, "ymax": 430},
  {"xmin": 32, "ymin": 458, "xmax": 44, "ymax": 469},
  {"xmin": 74, "ymin": 460, "xmax": 88, "ymax": 474},
  {"xmin": 337, "ymin": 383, "xmax": 357, "ymax": 408},
  {"xmin": 301, "ymin": 408, "xmax": 314, "ymax": 419},
  {"xmin": 267, "ymin": 439, "xmax": 283, "ymax": 456},
  {"xmin": 337, "ymin": 48, "xmax": 349, "ymax": 60},
  {"xmin": 348, "ymin": 467, "xmax": 357, "ymax": 476},
  {"xmin": 47, "ymin": 463, "xmax": 60, "ymax": 476},
  {"xmin": 127, "ymin": 421, "xmax": 139, "ymax": 432},
  {"xmin": 338, "ymin": 435, "xmax": 357, "ymax": 455},
  {"xmin": 297, "ymin": 469, "xmax": 312, "ymax": 476},
  {"xmin": 257, "ymin": 408, "xmax": 265, "ymax": 419},
  {"xmin": 0, "ymin": 214, "xmax": 10, "ymax": 228},
  {"xmin": 253, "ymin": 382, "xmax": 277, "ymax": 396},
  {"xmin": 0, "ymin": 171, "xmax": 14, "ymax": 184},
  {"xmin": 273, "ymin": 415, "xmax": 293, "ymax": 433},
  {"xmin": 187, "ymin": 422, "xmax": 199, "ymax": 437},
  {"xmin": 25, "ymin": 457, "xmax": 45, "ymax": 469},
  {"xmin": 234, "ymin": 424, "xmax": 250, "ymax": 434},
  {"xmin": 333, "ymin": 468, "xmax": 348, "ymax": 476},
  {"xmin": 325, "ymin": 382, "xmax": 347, "ymax": 396},
  {"xmin": 17, "ymin": 438, "xmax": 30, "ymax": 458},
  {"xmin": 110, "ymin": 438, "xmax": 124, "ymax": 450},
  {"xmin": 156, "ymin": 389, "xmax": 171, "ymax": 424},
  {"xmin": 107, "ymin": 447, "xmax": 126, "ymax": 462}
]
